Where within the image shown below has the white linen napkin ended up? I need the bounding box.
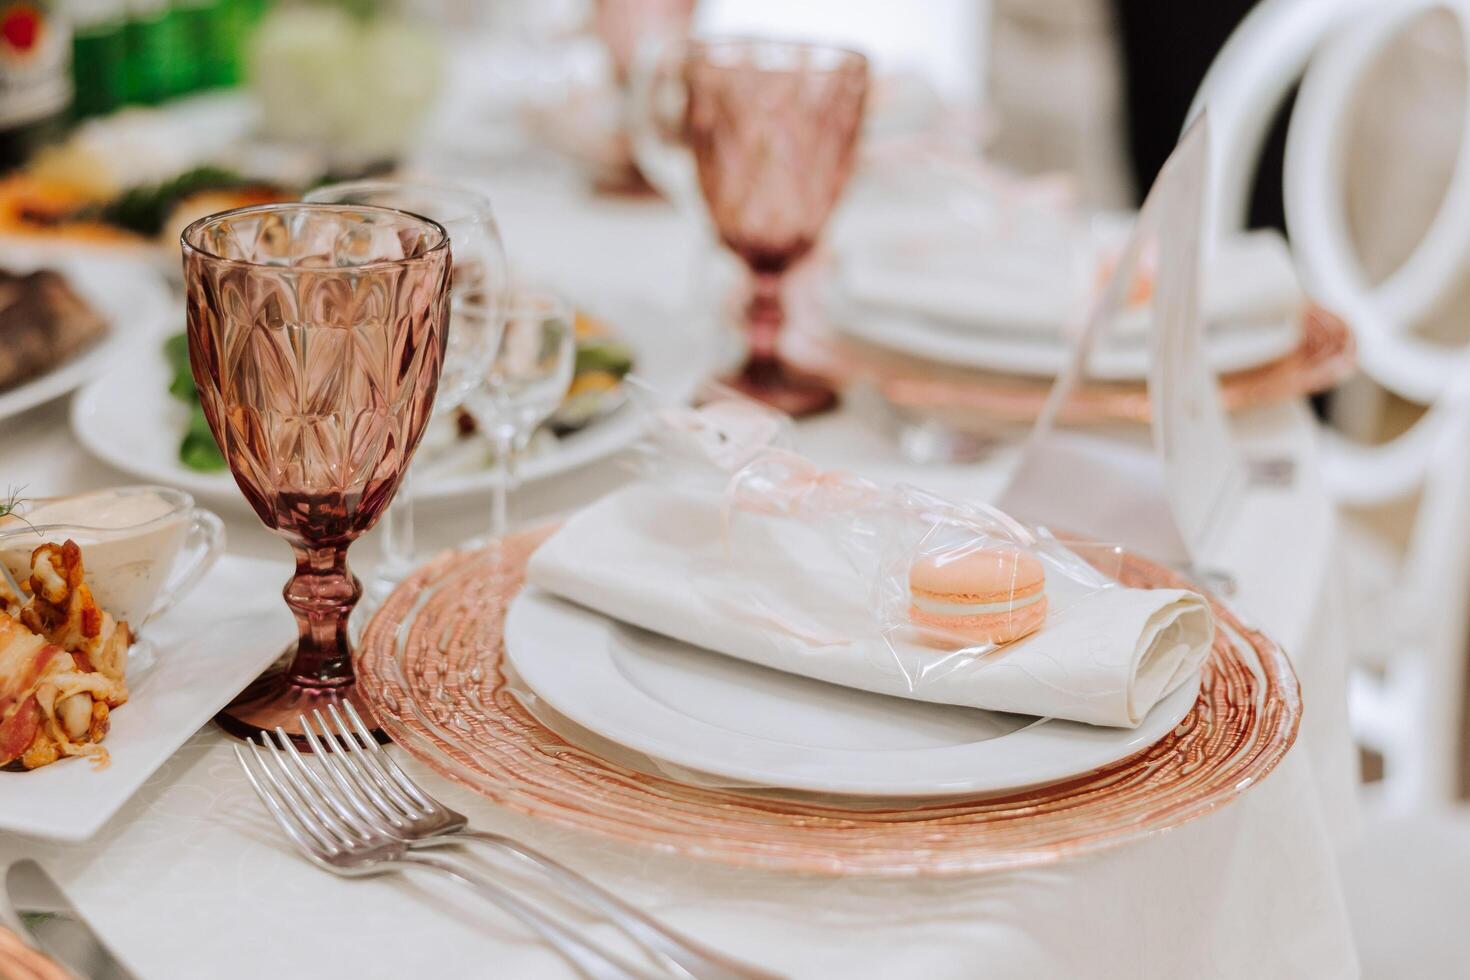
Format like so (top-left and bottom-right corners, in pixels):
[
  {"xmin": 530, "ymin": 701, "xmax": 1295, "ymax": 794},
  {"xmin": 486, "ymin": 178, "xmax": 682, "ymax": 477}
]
[
  {"xmin": 835, "ymin": 222, "xmax": 1302, "ymax": 340},
  {"xmin": 526, "ymin": 484, "xmax": 1215, "ymax": 728}
]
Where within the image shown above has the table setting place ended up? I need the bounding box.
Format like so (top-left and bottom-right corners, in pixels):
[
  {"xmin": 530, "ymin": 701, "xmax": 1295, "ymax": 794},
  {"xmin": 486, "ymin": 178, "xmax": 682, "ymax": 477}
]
[{"xmin": 0, "ymin": 7, "xmax": 1373, "ymax": 980}]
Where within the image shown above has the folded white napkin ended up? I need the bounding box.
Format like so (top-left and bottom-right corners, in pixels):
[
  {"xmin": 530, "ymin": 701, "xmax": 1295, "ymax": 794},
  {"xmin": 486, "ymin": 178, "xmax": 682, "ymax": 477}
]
[
  {"xmin": 835, "ymin": 220, "xmax": 1302, "ymax": 340},
  {"xmin": 526, "ymin": 484, "xmax": 1215, "ymax": 728}
]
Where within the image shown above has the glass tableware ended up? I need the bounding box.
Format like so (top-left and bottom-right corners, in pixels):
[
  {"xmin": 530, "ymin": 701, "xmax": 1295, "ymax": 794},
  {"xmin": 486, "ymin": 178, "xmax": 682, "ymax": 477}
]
[
  {"xmin": 0, "ymin": 485, "xmax": 225, "ymax": 675},
  {"xmin": 182, "ymin": 203, "xmax": 452, "ymax": 744},
  {"xmin": 464, "ymin": 291, "xmax": 576, "ymax": 550},
  {"xmin": 591, "ymin": 0, "xmax": 697, "ymax": 194},
  {"xmin": 683, "ymin": 39, "xmax": 869, "ymax": 416},
  {"xmin": 594, "ymin": 0, "xmax": 697, "ymax": 83},
  {"xmin": 303, "ymin": 180, "xmax": 508, "ymax": 604}
]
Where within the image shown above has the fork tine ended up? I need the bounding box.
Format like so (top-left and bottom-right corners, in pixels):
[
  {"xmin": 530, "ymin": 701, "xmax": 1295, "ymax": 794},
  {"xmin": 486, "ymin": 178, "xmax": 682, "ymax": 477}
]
[
  {"xmin": 258, "ymin": 730, "xmax": 373, "ymax": 845},
  {"xmin": 249, "ymin": 737, "xmax": 356, "ymax": 855},
  {"xmin": 270, "ymin": 725, "xmax": 360, "ymax": 827},
  {"xmin": 313, "ymin": 709, "xmax": 419, "ymax": 820},
  {"xmin": 308, "ymin": 709, "xmax": 407, "ymax": 824},
  {"xmin": 301, "ymin": 712, "xmax": 407, "ymax": 833},
  {"xmin": 325, "ymin": 704, "xmax": 423, "ymax": 814},
  {"xmin": 235, "ymin": 744, "xmax": 339, "ymax": 861},
  {"xmin": 341, "ymin": 702, "xmax": 436, "ymax": 810},
  {"xmin": 326, "ymin": 705, "xmax": 430, "ymax": 817}
]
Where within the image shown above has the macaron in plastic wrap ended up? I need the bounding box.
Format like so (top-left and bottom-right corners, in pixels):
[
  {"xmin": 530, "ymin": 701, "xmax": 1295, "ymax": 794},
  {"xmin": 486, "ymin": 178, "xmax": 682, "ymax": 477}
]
[{"xmin": 907, "ymin": 545, "xmax": 1049, "ymax": 646}]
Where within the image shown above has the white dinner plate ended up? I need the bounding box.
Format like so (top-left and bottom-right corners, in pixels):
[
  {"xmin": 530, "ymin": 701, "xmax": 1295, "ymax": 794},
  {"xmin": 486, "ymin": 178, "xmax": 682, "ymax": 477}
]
[
  {"xmin": 69, "ymin": 298, "xmax": 709, "ymax": 511},
  {"xmin": 504, "ymin": 587, "xmax": 1201, "ymax": 797},
  {"xmin": 831, "ymin": 296, "xmax": 1302, "ymax": 381},
  {"xmin": 0, "ymin": 251, "xmax": 174, "ymax": 423},
  {"xmin": 0, "ymin": 553, "xmax": 290, "ymax": 841}
]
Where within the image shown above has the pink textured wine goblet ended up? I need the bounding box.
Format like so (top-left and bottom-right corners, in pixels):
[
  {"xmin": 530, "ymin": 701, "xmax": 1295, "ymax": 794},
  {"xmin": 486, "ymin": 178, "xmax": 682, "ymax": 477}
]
[
  {"xmin": 182, "ymin": 203, "xmax": 451, "ymax": 745},
  {"xmin": 683, "ymin": 39, "xmax": 869, "ymax": 416}
]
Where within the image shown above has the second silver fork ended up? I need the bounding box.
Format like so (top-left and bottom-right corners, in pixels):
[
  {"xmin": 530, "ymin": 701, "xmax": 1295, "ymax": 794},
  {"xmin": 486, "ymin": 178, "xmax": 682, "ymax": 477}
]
[{"xmin": 278, "ymin": 704, "xmax": 778, "ymax": 980}]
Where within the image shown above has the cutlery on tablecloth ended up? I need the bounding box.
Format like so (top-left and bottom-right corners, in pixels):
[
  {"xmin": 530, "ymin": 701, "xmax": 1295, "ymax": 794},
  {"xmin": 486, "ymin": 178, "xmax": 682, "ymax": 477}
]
[
  {"xmin": 244, "ymin": 704, "xmax": 779, "ymax": 980},
  {"xmin": 235, "ymin": 738, "xmax": 650, "ymax": 980},
  {"xmin": 3, "ymin": 860, "xmax": 138, "ymax": 980}
]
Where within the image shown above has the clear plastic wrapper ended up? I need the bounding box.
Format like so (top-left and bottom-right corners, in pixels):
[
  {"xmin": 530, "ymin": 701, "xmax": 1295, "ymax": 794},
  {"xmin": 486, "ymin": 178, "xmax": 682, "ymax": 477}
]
[{"xmin": 714, "ymin": 445, "xmax": 1127, "ymax": 694}]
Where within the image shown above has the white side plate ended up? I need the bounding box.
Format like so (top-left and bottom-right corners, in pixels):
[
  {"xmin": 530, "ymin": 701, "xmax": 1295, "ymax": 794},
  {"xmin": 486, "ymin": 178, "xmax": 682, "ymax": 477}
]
[
  {"xmin": 69, "ymin": 296, "xmax": 708, "ymax": 510},
  {"xmin": 504, "ymin": 587, "xmax": 1201, "ymax": 798}
]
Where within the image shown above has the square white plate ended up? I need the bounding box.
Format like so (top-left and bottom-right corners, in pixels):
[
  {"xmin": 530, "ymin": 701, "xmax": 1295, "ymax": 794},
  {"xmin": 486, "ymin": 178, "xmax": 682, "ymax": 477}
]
[{"xmin": 0, "ymin": 553, "xmax": 291, "ymax": 841}]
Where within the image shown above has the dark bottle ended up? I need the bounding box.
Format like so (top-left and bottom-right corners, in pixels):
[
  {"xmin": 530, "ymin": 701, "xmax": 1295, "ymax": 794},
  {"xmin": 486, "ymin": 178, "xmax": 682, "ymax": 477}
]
[{"xmin": 0, "ymin": 0, "xmax": 72, "ymax": 170}]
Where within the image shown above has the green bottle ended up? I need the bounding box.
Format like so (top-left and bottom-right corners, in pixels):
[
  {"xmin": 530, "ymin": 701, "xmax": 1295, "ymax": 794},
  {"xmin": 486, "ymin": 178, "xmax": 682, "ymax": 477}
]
[
  {"xmin": 0, "ymin": 0, "xmax": 72, "ymax": 170},
  {"xmin": 203, "ymin": 0, "xmax": 248, "ymax": 88},
  {"xmin": 67, "ymin": 0, "xmax": 126, "ymax": 118},
  {"xmin": 124, "ymin": 0, "xmax": 173, "ymax": 102},
  {"xmin": 172, "ymin": 0, "xmax": 214, "ymax": 93}
]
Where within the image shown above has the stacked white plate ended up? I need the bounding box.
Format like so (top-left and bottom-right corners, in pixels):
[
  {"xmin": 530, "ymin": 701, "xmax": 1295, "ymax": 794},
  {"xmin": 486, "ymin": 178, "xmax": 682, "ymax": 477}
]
[{"xmin": 827, "ymin": 207, "xmax": 1305, "ymax": 381}]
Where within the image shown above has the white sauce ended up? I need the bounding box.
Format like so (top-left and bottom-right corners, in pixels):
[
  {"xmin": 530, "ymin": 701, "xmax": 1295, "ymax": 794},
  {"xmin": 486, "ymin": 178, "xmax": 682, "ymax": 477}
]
[{"xmin": 0, "ymin": 488, "xmax": 187, "ymax": 626}]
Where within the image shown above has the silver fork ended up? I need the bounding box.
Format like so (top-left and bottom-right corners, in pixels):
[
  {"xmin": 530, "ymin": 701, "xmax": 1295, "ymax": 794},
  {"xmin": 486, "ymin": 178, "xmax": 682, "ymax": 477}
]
[
  {"xmin": 235, "ymin": 738, "xmax": 652, "ymax": 980},
  {"xmin": 287, "ymin": 704, "xmax": 779, "ymax": 980}
]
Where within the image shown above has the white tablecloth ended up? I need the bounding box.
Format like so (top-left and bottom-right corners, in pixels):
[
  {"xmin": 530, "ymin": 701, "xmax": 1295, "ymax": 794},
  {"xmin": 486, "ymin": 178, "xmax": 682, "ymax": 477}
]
[{"xmin": 0, "ymin": 169, "xmax": 1360, "ymax": 978}]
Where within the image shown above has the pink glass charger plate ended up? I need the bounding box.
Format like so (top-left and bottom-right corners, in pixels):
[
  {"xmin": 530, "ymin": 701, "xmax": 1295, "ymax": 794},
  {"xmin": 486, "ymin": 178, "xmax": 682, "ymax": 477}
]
[
  {"xmin": 789, "ymin": 304, "xmax": 1354, "ymax": 426},
  {"xmin": 356, "ymin": 526, "xmax": 1301, "ymax": 877}
]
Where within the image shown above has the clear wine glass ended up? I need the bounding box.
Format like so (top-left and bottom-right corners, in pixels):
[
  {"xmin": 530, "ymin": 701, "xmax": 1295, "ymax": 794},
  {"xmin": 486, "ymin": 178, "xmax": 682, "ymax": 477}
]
[
  {"xmin": 464, "ymin": 291, "xmax": 576, "ymax": 553},
  {"xmin": 304, "ymin": 179, "xmax": 507, "ymax": 603},
  {"xmin": 182, "ymin": 203, "xmax": 451, "ymax": 745}
]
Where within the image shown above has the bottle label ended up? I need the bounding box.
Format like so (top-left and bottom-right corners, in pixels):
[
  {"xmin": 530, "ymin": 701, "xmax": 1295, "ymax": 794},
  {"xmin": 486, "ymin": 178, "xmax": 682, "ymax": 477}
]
[{"xmin": 0, "ymin": 1, "xmax": 70, "ymax": 126}]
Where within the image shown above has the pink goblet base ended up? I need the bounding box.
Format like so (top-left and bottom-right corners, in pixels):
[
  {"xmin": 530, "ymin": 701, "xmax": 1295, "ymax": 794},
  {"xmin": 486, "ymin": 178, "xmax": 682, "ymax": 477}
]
[
  {"xmin": 215, "ymin": 654, "xmax": 387, "ymax": 747},
  {"xmin": 722, "ymin": 356, "xmax": 838, "ymax": 417}
]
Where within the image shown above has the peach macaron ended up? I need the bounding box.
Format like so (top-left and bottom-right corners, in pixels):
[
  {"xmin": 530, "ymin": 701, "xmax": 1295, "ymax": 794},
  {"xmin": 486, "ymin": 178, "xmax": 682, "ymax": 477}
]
[{"xmin": 908, "ymin": 546, "xmax": 1048, "ymax": 646}]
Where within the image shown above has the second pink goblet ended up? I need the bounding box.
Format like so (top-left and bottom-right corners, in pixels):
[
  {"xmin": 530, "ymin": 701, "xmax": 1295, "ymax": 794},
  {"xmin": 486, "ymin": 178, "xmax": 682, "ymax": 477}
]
[{"xmin": 683, "ymin": 38, "xmax": 869, "ymax": 416}]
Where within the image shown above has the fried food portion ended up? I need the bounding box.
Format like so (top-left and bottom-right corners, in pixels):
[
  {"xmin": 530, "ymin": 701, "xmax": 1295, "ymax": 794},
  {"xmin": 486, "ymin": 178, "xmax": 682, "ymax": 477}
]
[{"xmin": 0, "ymin": 541, "xmax": 130, "ymax": 770}]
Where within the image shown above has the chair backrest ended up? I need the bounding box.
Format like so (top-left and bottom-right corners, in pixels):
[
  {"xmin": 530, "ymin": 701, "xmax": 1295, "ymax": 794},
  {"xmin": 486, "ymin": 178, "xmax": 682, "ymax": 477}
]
[
  {"xmin": 1185, "ymin": 0, "xmax": 1386, "ymax": 240},
  {"xmin": 1194, "ymin": 0, "xmax": 1470, "ymax": 808},
  {"xmin": 1191, "ymin": 0, "xmax": 1470, "ymax": 402},
  {"xmin": 1285, "ymin": 0, "xmax": 1470, "ymax": 403}
]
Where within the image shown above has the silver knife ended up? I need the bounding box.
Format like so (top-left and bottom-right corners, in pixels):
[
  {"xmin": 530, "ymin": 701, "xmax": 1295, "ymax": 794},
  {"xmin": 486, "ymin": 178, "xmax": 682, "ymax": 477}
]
[{"xmin": 4, "ymin": 860, "xmax": 138, "ymax": 980}]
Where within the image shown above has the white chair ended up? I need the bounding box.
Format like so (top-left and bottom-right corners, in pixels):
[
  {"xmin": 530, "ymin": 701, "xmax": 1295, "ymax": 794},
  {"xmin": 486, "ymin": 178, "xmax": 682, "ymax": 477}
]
[
  {"xmin": 1190, "ymin": 0, "xmax": 1470, "ymax": 811},
  {"xmin": 1287, "ymin": 0, "xmax": 1470, "ymax": 812},
  {"xmin": 1195, "ymin": 8, "xmax": 1470, "ymax": 974}
]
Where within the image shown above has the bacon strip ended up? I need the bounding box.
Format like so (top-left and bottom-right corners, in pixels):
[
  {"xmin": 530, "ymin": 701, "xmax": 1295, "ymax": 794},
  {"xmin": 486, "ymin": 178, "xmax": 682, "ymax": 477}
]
[
  {"xmin": 0, "ymin": 641, "xmax": 62, "ymax": 711},
  {"xmin": 0, "ymin": 695, "xmax": 40, "ymax": 766}
]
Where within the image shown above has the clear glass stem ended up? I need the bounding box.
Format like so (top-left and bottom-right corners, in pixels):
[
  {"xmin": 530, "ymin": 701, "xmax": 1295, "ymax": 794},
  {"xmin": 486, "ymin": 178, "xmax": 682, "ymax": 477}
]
[
  {"xmin": 380, "ymin": 466, "xmax": 416, "ymax": 578},
  {"xmin": 489, "ymin": 429, "xmax": 515, "ymax": 548}
]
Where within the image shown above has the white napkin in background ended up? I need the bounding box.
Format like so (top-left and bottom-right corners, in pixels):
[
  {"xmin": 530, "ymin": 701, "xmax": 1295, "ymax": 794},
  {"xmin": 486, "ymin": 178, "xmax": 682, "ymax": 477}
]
[
  {"xmin": 835, "ymin": 221, "xmax": 1302, "ymax": 341},
  {"xmin": 526, "ymin": 484, "xmax": 1215, "ymax": 729}
]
